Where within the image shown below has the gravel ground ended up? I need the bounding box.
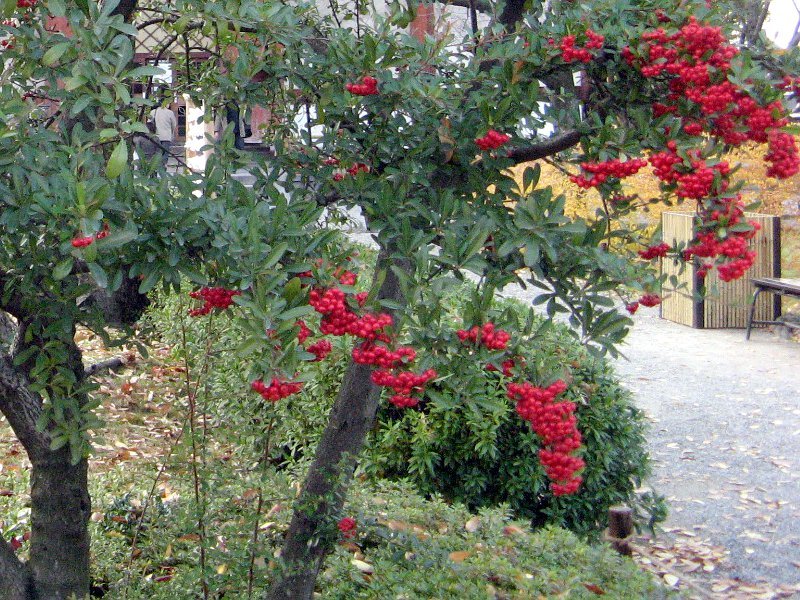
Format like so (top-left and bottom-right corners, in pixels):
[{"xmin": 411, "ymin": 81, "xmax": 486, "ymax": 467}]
[{"xmin": 608, "ymin": 310, "xmax": 800, "ymax": 589}]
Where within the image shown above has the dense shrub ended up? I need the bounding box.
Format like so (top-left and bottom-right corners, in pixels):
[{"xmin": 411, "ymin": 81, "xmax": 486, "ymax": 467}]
[
  {"xmin": 360, "ymin": 291, "xmax": 664, "ymax": 536},
  {"xmin": 145, "ymin": 256, "xmax": 664, "ymax": 537}
]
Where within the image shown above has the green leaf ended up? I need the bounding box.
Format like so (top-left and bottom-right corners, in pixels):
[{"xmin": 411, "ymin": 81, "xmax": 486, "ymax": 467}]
[
  {"xmin": 279, "ymin": 305, "xmax": 313, "ymax": 321},
  {"xmin": 264, "ymin": 242, "xmax": 289, "ymax": 269},
  {"xmin": 97, "ymin": 221, "xmax": 138, "ymax": 249},
  {"xmin": 105, "ymin": 140, "xmax": 128, "ymax": 179},
  {"xmin": 53, "ymin": 257, "xmax": 74, "ymax": 280},
  {"xmin": 88, "ymin": 262, "xmax": 108, "ymax": 289},
  {"xmin": 63, "ymin": 76, "xmax": 87, "ymax": 92},
  {"xmin": 138, "ymin": 268, "xmax": 160, "ymax": 294},
  {"xmin": 74, "ymin": 0, "xmax": 89, "ymax": 16},
  {"xmin": 42, "ymin": 42, "xmax": 70, "ymax": 67},
  {"xmin": 47, "ymin": 0, "xmax": 66, "ymax": 17},
  {"xmin": 50, "ymin": 435, "xmax": 69, "ymax": 451},
  {"xmin": 127, "ymin": 65, "xmax": 169, "ymax": 78}
]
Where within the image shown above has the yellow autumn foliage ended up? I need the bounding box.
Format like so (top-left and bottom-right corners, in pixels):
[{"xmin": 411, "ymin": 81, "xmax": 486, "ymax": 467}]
[{"xmin": 510, "ymin": 141, "xmax": 800, "ymax": 224}]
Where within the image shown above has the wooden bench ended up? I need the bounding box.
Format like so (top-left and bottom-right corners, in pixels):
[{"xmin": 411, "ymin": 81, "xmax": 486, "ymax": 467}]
[{"xmin": 746, "ymin": 277, "xmax": 800, "ymax": 339}]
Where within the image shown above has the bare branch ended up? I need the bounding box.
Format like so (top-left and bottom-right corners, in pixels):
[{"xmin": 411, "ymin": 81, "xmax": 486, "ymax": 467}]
[
  {"xmin": 507, "ymin": 130, "xmax": 582, "ymax": 164},
  {"xmin": 85, "ymin": 357, "xmax": 127, "ymax": 377}
]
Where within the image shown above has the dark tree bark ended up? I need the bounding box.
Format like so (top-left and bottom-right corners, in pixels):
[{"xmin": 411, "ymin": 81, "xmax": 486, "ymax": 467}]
[
  {"xmin": 28, "ymin": 451, "xmax": 91, "ymax": 599},
  {"xmin": 266, "ymin": 253, "xmax": 408, "ymax": 600},
  {"xmin": 0, "ymin": 535, "xmax": 31, "ymax": 600},
  {"xmin": 0, "ymin": 332, "xmax": 92, "ymax": 600}
]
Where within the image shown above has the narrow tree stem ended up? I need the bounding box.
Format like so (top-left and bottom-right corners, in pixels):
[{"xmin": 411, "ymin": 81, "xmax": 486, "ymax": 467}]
[{"xmin": 266, "ymin": 253, "xmax": 408, "ymax": 600}]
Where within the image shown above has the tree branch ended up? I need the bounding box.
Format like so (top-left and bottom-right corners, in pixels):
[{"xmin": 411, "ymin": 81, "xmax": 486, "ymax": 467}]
[
  {"xmin": 0, "ymin": 533, "xmax": 31, "ymax": 600},
  {"xmin": 0, "ymin": 355, "xmax": 50, "ymax": 462},
  {"xmin": 506, "ymin": 130, "xmax": 582, "ymax": 164},
  {"xmin": 498, "ymin": 0, "xmax": 526, "ymax": 28},
  {"xmin": 440, "ymin": 0, "xmax": 493, "ymax": 13}
]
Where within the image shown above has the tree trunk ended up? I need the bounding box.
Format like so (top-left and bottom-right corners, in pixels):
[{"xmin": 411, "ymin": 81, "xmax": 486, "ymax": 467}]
[
  {"xmin": 28, "ymin": 452, "xmax": 91, "ymax": 599},
  {"xmin": 266, "ymin": 254, "xmax": 407, "ymax": 600},
  {"xmin": 0, "ymin": 536, "xmax": 31, "ymax": 600},
  {"xmin": 0, "ymin": 330, "xmax": 91, "ymax": 599}
]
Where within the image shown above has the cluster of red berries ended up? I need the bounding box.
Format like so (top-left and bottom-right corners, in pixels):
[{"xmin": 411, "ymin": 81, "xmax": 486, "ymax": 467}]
[
  {"xmin": 352, "ymin": 343, "xmax": 415, "ymax": 369},
  {"xmin": 638, "ymin": 243, "xmax": 670, "ymax": 260},
  {"xmin": 638, "ymin": 293, "xmax": 661, "ymax": 307},
  {"xmin": 294, "ymin": 320, "xmax": 333, "ymax": 361},
  {"xmin": 345, "ymin": 76, "xmax": 378, "ymax": 96},
  {"xmin": 71, "ymin": 224, "xmax": 110, "ymax": 248},
  {"xmin": 338, "ymin": 517, "xmax": 357, "ymax": 538},
  {"xmin": 296, "ymin": 320, "xmax": 312, "ymax": 344},
  {"xmin": 569, "ymin": 158, "xmax": 648, "ymax": 189},
  {"xmin": 506, "ymin": 380, "xmax": 584, "ymax": 496},
  {"xmin": 17, "ymin": 0, "xmax": 37, "ymax": 7},
  {"xmin": 188, "ymin": 287, "xmax": 241, "ymax": 316},
  {"xmin": 307, "ymin": 339, "xmax": 332, "ymax": 362},
  {"xmin": 372, "ymin": 368, "xmax": 437, "ymax": 408},
  {"xmin": 625, "ymin": 302, "xmax": 639, "ymax": 315},
  {"xmin": 71, "ymin": 236, "xmax": 94, "ymax": 248},
  {"xmin": 310, "ymin": 287, "xmax": 393, "ymax": 339},
  {"xmin": 308, "ymin": 271, "xmax": 436, "ymax": 408},
  {"xmin": 765, "ymin": 131, "xmax": 800, "ymax": 179},
  {"xmin": 456, "ymin": 322, "xmax": 511, "ymax": 350},
  {"xmin": 331, "ymin": 163, "xmax": 371, "ymax": 182},
  {"xmin": 486, "ymin": 358, "xmax": 516, "ymax": 377},
  {"xmin": 677, "ymin": 195, "xmax": 761, "ymax": 281},
  {"xmin": 556, "ymin": 30, "xmax": 604, "ymax": 64},
  {"xmin": 626, "ymin": 17, "xmax": 799, "ymax": 185},
  {"xmin": 347, "ymin": 163, "xmax": 369, "ymax": 176},
  {"xmin": 251, "ymin": 378, "xmax": 303, "ymax": 402},
  {"xmin": 475, "ymin": 129, "xmax": 510, "ymax": 151}
]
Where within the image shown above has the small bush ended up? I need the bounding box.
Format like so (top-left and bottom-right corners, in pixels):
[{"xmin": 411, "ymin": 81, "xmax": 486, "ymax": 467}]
[
  {"xmin": 321, "ymin": 481, "xmax": 668, "ymax": 599},
  {"xmin": 89, "ymin": 472, "xmax": 666, "ymax": 599},
  {"xmin": 357, "ymin": 290, "xmax": 663, "ymax": 536}
]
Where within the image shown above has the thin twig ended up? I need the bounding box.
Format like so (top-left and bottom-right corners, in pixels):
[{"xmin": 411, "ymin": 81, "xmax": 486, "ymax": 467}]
[
  {"xmin": 179, "ymin": 303, "xmax": 211, "ymax": 600},
  {"xmin": 247, "ymin": 414, "xmax": 276, "ymax": 599}
]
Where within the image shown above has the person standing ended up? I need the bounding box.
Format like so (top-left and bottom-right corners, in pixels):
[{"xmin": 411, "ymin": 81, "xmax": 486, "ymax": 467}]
[{"xmin": 152, "ymin": 100, "xmax": 178, "ymax": 167}]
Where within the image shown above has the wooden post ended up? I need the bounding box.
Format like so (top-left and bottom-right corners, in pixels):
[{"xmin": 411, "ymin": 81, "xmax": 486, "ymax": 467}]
[{"xmin": 606, "ymin": 505, "xmax": 633, "ymax": 556}]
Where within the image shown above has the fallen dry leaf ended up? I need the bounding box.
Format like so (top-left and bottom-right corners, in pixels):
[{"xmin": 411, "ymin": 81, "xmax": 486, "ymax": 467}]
[
  {"xmin": 503, "ymin": 525, "xmax": 526, "ymax": 536},
  {"xmin": 351, "ymin": 559, "xmax": 374, "ymax": 574},
  {"xmin": 449, "ymin": 550, "xmax": 470, "ymax": 563},
  {"xmin": 663, "ymin": 573, "xmax": 680, "ymax": 587},
  {"xmin": 583, "ymin": 583, "xmax": 605, "ymax": 595},
  {"xmin": 464, "ymin": 516, "xmax": 481, "ymax": 533}
]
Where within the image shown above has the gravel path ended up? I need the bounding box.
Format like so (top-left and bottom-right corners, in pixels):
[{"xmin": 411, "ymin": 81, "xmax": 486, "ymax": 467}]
[{"xmin": 608, "ymin": 310, "xmax": 800, "ymax": 590}]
